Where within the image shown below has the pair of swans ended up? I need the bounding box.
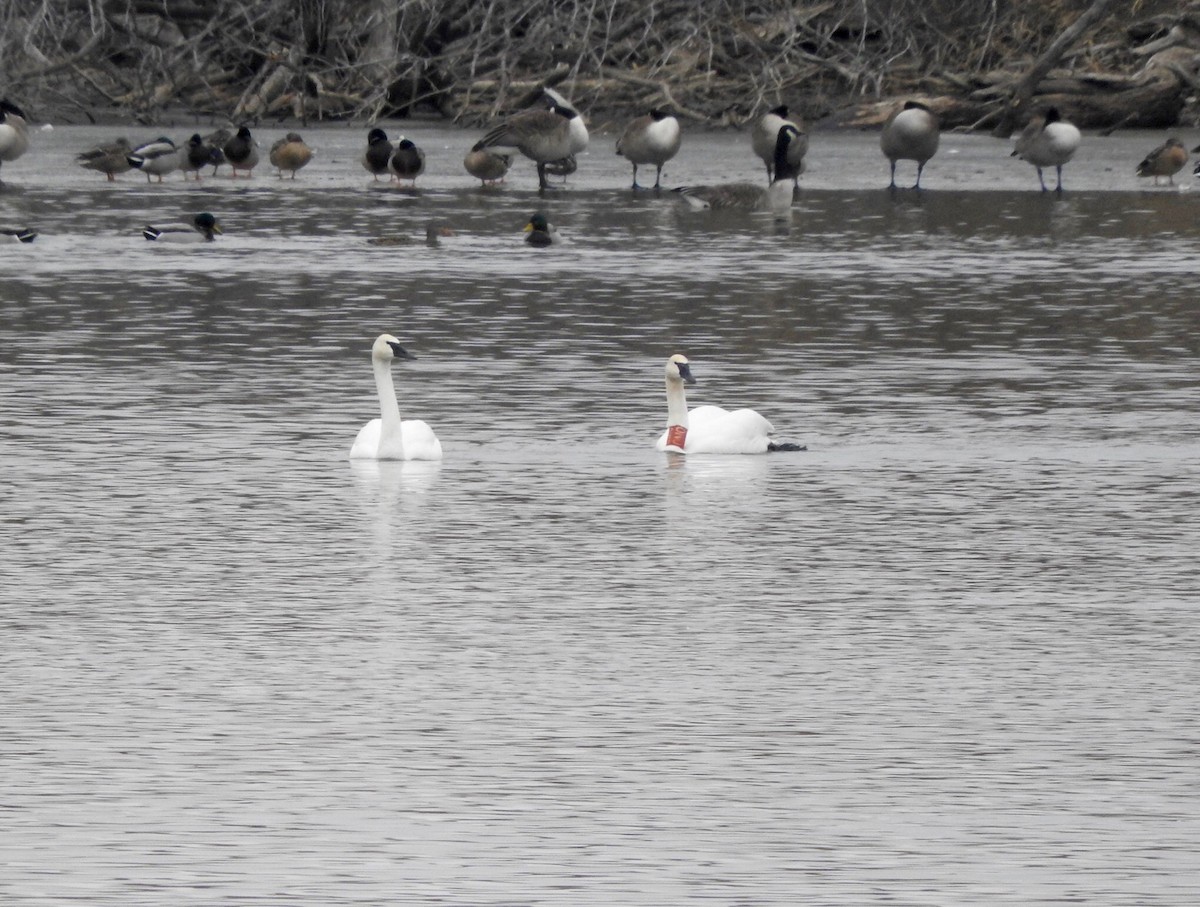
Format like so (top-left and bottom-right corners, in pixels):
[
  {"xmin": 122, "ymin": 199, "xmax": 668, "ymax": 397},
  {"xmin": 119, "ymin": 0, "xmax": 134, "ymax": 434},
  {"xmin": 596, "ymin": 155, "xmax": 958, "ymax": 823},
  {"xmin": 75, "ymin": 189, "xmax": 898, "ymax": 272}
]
[{"xmin": 350, "ymin": 337, "xmax": 801, "ymax": 461}]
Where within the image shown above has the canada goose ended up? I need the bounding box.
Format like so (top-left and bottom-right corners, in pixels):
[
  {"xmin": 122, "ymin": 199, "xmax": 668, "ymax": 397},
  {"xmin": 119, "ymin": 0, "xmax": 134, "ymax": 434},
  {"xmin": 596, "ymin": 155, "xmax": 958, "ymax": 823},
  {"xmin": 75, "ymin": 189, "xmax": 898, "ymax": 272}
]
[
  {"xmin": 656, "ymin": 354, "xmax": 804, "ymax": 454},
  {"xmin": 1136, "ymin": 138, "xmax": 1187, "ymax": 185},
  {"xmin": 2, "ymin": 227, "xmax": 37, "ymax": 243},
  {"xmin": 523, "ymin": 211, "xmax": 559, "ymax": 246},
  {"xmin": 223, "ymin": 127, "xmax": 259, "ymax": 178},
  {"xmin": 363, "ymin": 127, "xmax": 393, "ymax": 181},
  {"xmin": 0, "ymin": 99, "xmax": 30, "ymax": 184},
  {"xmin": 388, "ymin": 138, "xmax": 425, "ymax": 185},
  {"xmin": 616, "ymin": 108, "xmax": 682, "ymax": 189},
  {"xmin": 268, "ymin": 133, "xmax": 313, "ymax": 179},
  {"xmin": 349, "ymin": 334, "xmax": 443, "ymax": 461},
  {"xmin": 751, "ymin": 105, "xmax": 807, "ymax": 183},
  {"xmin": 880, "ymin": 100, "xmax": 940, "ymax": 189},
  {"xmin": 474, "ymin": 91, "xmax": 589, "ymax": 189},
  {"xmin": 1012, "ymin": 107, "xmax": 1080, "ymax": 193},
  {"xmin": 77, "ymin": 138, "xmax": 133, "ymax": 181},
  {"xmin": 463, "ymin": 147, "xmax": 511, "ymax": 185},
  {"xmin": 127, "ymin": 137, "xmax": 179, "ymax": 183},
  {"xmin": 142, "ymin": 212, "xmax": 222, "ymax": 242},
  {"xmin": 180, "ymin": 134, "xmax": 221, "ymax": 181},
  {"xmin": 674, "ymin": 124, "xmax": 800, "ymax": 213}
]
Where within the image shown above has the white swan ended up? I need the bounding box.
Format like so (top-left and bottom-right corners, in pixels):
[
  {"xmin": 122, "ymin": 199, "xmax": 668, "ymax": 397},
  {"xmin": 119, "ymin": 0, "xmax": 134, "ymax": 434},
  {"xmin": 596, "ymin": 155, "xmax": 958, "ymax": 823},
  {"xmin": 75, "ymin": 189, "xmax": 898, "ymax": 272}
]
[
  {"xmin": 655, "ymin": 354, "xmax": 803, "ymax": 454},
  {"xmin": 349, "ymin": 334, "xmax": 443, "ymax": 461}
]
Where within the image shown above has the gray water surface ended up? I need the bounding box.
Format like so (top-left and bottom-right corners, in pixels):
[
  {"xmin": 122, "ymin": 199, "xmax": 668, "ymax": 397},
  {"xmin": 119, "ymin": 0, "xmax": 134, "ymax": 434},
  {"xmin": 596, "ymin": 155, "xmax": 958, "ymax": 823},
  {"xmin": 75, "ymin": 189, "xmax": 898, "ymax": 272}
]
[{"xmin": 2, "ymin": 124, "xmax": 1199, "ymax": 905}]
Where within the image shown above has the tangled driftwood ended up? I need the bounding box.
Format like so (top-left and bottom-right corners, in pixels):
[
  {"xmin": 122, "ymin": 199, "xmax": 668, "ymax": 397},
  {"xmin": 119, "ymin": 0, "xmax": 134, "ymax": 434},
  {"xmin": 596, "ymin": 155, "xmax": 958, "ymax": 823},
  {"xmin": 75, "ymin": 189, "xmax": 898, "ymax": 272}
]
[{"xmin": 2, "ymin": 1, "xmax": 1199, "ymax": 132}]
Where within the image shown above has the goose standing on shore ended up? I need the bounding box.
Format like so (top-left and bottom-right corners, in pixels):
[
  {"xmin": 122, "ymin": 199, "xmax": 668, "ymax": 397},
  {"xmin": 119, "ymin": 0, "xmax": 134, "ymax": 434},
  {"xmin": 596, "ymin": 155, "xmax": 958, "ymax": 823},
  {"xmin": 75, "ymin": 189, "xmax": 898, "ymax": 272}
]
[
  {"xmin": 0, "ymin": 99, "xmax": 30, "ymax": 185},
  {"xmin": 349, "ymin": 334, "xmax": 443, "ymax": 461},
  {"xmin": 269, "ymin": 132, "xmax": 313, "ymax": 179},
  {"xmin": 674, "ymin": 124, "xmax": 801, "ymax": 214},
  {"xmin": 616, "ymin": 108, "xmax": 681, "ymax": 189},
  {"xmin": 473, "ymin": 89, "xmax": 588, "ymax": 190},
  {"xmin": 655, "ymin": 354, "xmax": 803, "ymax": 454},
  {"xmin": 78, "ymin": 137, "xmax": 133, "ymax": 181},
  {"xmin": 751, "ymin": 105, "xmax": 806, "ymax": 184},
  {"xmin": 1012, "ymin": 107, "xmax": 1080, "ymax": 193},
  {"xmin": 223, "ymin": 127, "xmax": 259, "ymax": 178},
  {"xmin": 128, "ymin": 137, "xmax": 179, "ymax": 183},
  {"xmin": 1136, "ymin": 138, "xmax": 1187, "ymax": 185},
  {"xmin": 389, "ymin": 137, "xmax": 425, "ymax": 185},
  {"xmin": 363, "ymin": 128, "xmax": 393, "ymax": 181},
  {"xmin": 880, "ymin": 100, "xmax": 940, "ymax": 189}
]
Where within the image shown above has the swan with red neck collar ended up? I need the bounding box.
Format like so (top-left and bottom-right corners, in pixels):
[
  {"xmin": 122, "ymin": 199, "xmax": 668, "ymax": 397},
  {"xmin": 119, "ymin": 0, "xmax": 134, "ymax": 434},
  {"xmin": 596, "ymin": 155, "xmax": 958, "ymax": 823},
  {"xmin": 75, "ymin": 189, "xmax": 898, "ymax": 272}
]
[{"xmin": 655, "ymin": 354, "xmax": 803, "ymax": 454}]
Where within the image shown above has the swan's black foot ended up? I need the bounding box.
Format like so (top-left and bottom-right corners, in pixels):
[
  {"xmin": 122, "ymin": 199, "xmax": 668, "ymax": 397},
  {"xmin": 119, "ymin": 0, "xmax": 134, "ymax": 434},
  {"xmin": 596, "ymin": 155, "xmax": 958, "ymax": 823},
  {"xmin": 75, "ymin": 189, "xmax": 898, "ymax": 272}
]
[{"xmin": 768, "ymin": 442, "xmax": 807, "ymax": 452}]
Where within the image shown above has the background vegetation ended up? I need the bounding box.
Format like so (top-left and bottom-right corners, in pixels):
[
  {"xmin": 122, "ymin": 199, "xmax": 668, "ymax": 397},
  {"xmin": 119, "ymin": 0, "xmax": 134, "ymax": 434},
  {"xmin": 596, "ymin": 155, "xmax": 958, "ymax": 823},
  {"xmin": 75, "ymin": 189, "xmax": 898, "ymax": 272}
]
[{"xmin": 2, "ymin": 0, "xmax": 1195, "ymax": 130}]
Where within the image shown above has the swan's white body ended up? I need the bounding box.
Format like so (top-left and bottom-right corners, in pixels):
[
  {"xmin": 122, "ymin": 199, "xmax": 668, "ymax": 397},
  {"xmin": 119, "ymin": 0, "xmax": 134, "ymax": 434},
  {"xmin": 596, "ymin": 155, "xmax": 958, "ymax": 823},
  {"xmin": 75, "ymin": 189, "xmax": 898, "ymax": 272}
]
[
  {"xmin": 0, "ymin": 103, "xmax": 30, "ymax": 165},
  {"xmin": 349, "ymin": 334, "xmax": 443, "ymax": 461},
  {"xmin": 655, "ymin": 354, "xmax": 777, "ymax": 454}
]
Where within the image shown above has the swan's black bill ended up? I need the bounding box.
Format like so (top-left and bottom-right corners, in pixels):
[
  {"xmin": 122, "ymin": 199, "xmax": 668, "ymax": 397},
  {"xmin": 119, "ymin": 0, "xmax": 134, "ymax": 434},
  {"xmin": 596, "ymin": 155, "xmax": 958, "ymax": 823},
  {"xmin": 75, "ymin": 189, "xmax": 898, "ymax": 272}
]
[
  {"xmin": 677, "ymin": 363, "xmax": 696, "ymax": 385},
  {"xmin": 387, "ymin": 341, "xmax": 414, "ymax": 360}
]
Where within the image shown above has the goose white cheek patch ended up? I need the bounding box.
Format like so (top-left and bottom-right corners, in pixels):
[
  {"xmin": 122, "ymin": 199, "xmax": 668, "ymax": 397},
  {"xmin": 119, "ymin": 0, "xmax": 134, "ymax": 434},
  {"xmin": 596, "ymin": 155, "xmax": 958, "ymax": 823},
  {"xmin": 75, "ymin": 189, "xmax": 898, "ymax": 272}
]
[{"xmin": 666, "ymin": 425, "xmax": 687, "ymax": 450}]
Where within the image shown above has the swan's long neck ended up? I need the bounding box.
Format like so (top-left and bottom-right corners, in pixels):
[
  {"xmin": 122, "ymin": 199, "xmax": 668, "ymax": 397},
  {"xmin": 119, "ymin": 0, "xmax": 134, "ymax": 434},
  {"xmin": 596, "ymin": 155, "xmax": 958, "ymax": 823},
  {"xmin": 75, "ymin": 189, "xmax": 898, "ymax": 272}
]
[
  {"xmin": 666, "ymin": 377, "xmax": 689, "ymax": 426},
  {"xmin": 374, "ymin": 356, "xmax": 404, "ymax": 456}
]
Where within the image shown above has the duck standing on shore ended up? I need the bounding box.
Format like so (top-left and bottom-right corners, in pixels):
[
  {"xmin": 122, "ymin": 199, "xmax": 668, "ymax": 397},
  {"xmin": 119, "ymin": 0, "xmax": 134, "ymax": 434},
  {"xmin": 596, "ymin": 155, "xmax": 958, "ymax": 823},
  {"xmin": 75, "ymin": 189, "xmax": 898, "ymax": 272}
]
[
  {"xmin": 78, "ymin": 137, "xmax": 133, "ymax": 181},
  {"xmin": 1136, "ymin": 138, "xmax": 1187, "ymax": 185},
  {"xmin": 269, "ymin": 133, "xmax": 313, "ymax": 179},
  {"xmin": 127, "ymin": 137, "xmax": 180, "ymax": 183},
  {"xmin": 223, "ymin": 127, "xmax": 259, "ymax": 178},
  {"xmin": 388, "ymin": 137, "xmax": 425, "ymax": 185},
  {"xmin": 463, "ymin": 147, "xmax": 510, "ymax": 185},
  {"xmin": 363, "ymin": 127, "xmax": 393, "ymax": 181},
  {"xmin": 180, "ymin": 133, "xmax": 222, "ymax": 181}
]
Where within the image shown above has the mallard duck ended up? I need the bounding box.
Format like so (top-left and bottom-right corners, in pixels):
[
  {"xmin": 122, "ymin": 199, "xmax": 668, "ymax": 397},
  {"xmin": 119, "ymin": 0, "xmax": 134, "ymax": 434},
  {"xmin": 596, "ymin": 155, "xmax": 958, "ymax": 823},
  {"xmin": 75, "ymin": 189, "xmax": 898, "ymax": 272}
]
[
  {"xmin": 363, "ymin": 127, "xmax": 393, "ymax": 181},
  {"xmin": 269, "ymin": 132, "xmax": 313, "ymax": 179},
  {"xmin": 473, "ymin": 90, "xmax": 589, "ymax": 189},
  {"xmin": 523, "ymin": 211, "xmax": 558, "ymax": 246},
  {"xmin": 204, "ymin": 128, "xmax": 231, "ymax": 176},
  {"xmin": 616, "ymin": 108, "xmax": 681, "ymax": 189},
  {"xmin": 388, "ymin": 138, "xmax": 425, "ymax": 185},
  {"xmin": 179, "ymin": 133, "xmax": 221, "ymax": 181},
  {"xmin": 0, "ymin": 99, "xmax": 30, "ymax": 184},
  {"xmin": 2, "ymin": 227, "xmax": 37, "ymax": 243},
  {"xmin": 223, "ymin": 127, "xmax": 259, "ymax": 178},
  {"xmin": 751, "ymin": 105, "xmax": 807, "ymax": 183},
  {"xmin": 463, "ymin": 147, "xmax": 510, "ymax": 185},
  {"xmin": 77, "ymin": 137, "xmax": 133, "ymax": 181},
  {"xmin": 143, "ymin": 212, "xmax": 222, "ymax": 243},
  {"xmin": 674, "ymin": 124, "xmax": 800, "ymax": 214},
  {"xmin": 1012, "ymin": 107, "xmax": 1081, "ymax": 193},
  {"xmin": 1137, "ymin": 138, "xmax": 1187, "ymax": 185},
  {"xmin": 127, "ymin": 137, "xmax": 180, "ymax": 183},
  {"xmin": 368, "ymin": 222, "xmax": 455, "ymax": 247},
  {"xmin": 656, "ymin": 354, "xmax": 804, "ymax": 454},
  {"xmin": 881, "ymin": 100, "xmax": 940, "ymax": 189}
]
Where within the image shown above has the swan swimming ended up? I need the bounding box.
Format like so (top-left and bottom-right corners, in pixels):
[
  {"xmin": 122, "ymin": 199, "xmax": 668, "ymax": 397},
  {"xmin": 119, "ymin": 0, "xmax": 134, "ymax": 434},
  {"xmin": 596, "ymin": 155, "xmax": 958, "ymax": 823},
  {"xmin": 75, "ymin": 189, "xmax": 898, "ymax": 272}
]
[
  {"xmin": 349, "ymin": 334, "xmax": 443, "ymax": 461},
  {"xmin": 655, "ymin": 354, "xmax": 804, "ymax": 454}
]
